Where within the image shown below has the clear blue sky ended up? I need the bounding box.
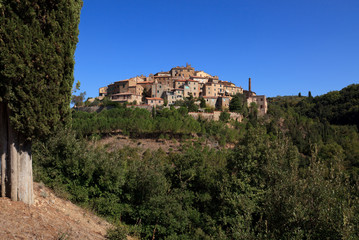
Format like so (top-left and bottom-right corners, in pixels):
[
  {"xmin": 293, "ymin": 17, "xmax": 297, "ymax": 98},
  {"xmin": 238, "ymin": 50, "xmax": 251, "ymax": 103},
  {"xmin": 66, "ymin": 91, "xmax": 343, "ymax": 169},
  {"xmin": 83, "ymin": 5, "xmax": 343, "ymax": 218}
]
[{"xmin": 74, "ymin": 0, "xmax": 359, "ymax": 98}]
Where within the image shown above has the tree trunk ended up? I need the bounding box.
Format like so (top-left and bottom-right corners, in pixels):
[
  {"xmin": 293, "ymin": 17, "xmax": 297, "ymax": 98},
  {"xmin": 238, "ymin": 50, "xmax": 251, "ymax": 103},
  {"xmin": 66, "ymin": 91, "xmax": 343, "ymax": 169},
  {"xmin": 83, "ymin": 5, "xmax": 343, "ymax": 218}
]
[
  {"xmin": 0, "ymin": 102, "xmax": 33, "ymax": 205},
  {"xmin": 0, "ymin": 102, "xmax": 7, "ymax": 197}
]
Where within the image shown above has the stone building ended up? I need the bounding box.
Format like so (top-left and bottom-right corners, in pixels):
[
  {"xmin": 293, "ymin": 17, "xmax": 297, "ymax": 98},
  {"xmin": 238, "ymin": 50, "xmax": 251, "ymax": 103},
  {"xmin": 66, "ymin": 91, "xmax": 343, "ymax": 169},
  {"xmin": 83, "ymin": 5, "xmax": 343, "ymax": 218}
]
[
  {"xmin": 112, "ymin": 93, "xmax": 142, "ymax": 104},
  {"xmin": 247, "ymin": 95, "xmax": 267, "ymax": 116},
  {"xmin": 216, "ymin": 96, "xmax": 231, "ymax": 109},
  {"xmin": 145, "ymin": 97, "xmax": 164, "ymax": 106},
  {"xmin": 98, "ymin": 65, "xmax": 267, "ymax": 115},
  {"xmin": 170, "ymin": 64, "xmax": 195, "ymax": 78},
  {"xmin": 203, "ymin": 96, "xmax": 218, "ymax": 108}
]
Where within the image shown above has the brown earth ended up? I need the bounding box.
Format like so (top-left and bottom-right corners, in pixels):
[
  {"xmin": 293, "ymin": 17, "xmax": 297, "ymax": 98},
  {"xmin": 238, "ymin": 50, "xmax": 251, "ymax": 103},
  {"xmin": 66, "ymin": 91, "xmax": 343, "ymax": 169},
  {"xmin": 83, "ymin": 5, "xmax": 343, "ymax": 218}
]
[
  {"xmin": 93, "ymin": 134, "xmax": 230, "ymax": 153},
  {"xmin": 0, "ymin": 182, "xmax": 111, "ymax": 240}
]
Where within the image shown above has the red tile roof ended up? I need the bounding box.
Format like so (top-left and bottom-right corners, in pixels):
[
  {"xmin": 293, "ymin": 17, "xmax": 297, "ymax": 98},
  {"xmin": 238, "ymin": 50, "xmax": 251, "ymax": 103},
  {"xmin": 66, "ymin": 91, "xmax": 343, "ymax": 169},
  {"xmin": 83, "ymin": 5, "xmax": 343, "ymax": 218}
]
[
  {"xmin": 115, "ymin": 79, "xmax": 129, "ymax": 83},
  {"xmin": 137, "ymin": 81, "xmax": 154, "ymax": 84},
  {"xmin": 146, "ymin": 97, "xmax": 163, "ymax": 100},
  {"xmin": 113, "ymin": 92, "xmax": 133, "ymax": 95}
]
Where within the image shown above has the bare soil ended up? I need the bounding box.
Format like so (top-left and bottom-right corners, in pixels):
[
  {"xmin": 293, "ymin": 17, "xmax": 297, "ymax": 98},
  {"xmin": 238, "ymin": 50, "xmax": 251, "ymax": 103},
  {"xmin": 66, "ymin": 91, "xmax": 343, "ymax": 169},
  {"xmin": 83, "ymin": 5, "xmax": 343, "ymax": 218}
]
[
  {"xmin": 93, "ymin": 134, "xmax": 231, "ymax": 153},
  {"xmin": 0, "ymin": 182, "xmax": 111, "ymax": 240}
]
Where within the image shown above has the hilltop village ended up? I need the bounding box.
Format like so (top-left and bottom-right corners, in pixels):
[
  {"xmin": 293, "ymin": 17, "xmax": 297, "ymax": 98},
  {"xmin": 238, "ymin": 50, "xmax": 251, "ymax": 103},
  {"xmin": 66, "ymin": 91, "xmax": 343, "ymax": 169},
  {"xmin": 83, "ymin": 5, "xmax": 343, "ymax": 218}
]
[{"xmin": 98, "ymin": 64, "xmax": 268, "ymax": 115}]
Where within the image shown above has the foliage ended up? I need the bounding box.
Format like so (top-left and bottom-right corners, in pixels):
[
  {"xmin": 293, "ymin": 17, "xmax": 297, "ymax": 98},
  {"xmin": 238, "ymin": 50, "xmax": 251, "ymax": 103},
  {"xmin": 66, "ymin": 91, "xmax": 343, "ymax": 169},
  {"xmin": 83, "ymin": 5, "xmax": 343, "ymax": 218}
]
[
  {"xmin": 71, "ymin": 105, "xmax": 241, "ymax": 144},
  {"xmin": 0, "ymin": 0, "xmax": 82, "ymax": 139},
  {"xmin": 219, "ymin": 111, "xmax": 230, "ymax": 122},
  {"xmin": 32, "ymin": 84, "xmax": 359, "ymax": 239},
  {"xmin": 199, "ymin": 97, "xmax": 206, "ymax": 108},
  {"xmin": 71, "ymin": 91, "xmax": 86, "ymax": 107},
  {"xmin": 229, "ymin": 93, "xmax": 248, "ymax": 116}
]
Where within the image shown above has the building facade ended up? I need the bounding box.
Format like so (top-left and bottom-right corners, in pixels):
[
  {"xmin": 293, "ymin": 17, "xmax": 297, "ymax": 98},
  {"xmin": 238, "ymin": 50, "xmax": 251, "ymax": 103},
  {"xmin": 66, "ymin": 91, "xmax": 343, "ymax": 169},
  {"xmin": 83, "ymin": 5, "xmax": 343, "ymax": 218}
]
[{"xmin": 99, "ymin": 65, "xmax": 267, "ymax": 114}]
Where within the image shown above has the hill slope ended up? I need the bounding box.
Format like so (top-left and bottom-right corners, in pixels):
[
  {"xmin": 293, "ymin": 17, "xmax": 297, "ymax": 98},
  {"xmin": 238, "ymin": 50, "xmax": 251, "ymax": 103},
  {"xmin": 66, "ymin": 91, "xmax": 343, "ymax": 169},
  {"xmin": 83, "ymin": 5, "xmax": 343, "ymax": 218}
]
[{"xmin": 0, "ymin": 182, "xmax": 110, "ymax": 240}]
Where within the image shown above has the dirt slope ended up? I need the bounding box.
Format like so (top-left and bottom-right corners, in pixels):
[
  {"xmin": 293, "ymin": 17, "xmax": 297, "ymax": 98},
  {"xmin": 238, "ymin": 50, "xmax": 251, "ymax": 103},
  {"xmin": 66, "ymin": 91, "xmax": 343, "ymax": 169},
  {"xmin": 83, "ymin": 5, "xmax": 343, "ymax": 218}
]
[{"xmin": 0, "ymin": 182, "xmax": 111, "ymax": 240}]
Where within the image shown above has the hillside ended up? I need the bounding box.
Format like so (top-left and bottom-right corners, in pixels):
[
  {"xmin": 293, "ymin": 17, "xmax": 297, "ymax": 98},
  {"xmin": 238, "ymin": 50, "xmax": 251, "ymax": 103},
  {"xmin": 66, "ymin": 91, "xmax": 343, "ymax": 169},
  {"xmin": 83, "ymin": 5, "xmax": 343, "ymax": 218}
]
[
  {"xmin": 0, "ymin": 182, "xmax": 110, "ymax": 240},
  {"xmin": 29, "ymin": 83, "xmax": 359, "ymax": 239}
]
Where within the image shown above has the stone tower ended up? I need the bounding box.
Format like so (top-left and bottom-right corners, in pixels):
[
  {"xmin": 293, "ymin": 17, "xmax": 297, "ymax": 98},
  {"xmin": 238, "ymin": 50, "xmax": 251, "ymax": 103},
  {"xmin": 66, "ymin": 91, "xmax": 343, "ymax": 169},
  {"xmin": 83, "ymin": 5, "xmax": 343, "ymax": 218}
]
[{"xmin": 249, "ymin": 77, "xmax": 251, "ymax": 92}]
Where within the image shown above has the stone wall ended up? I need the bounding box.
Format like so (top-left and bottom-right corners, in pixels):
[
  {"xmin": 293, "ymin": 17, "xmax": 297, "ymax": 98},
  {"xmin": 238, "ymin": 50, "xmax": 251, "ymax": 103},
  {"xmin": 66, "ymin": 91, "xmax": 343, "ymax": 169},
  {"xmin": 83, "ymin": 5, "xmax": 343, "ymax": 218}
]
[{"xmin": 188, "ymin": 111, "xmax": 242, "ymax": 122}]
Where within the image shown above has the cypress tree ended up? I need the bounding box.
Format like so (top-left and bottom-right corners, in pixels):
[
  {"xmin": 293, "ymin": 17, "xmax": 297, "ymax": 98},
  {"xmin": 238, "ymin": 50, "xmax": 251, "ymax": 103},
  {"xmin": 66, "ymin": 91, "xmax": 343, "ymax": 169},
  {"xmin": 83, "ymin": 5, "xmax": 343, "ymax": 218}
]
[{"xmin": 0, "ymin": 0, "xmax": 82, "ymax": 204}]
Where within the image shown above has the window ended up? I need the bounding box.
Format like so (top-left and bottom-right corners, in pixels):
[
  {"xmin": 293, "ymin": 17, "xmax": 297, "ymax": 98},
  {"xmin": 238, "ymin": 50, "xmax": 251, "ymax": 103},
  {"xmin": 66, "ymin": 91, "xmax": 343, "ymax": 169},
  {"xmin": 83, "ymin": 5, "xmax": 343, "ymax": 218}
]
[
  {"xmin": 260, "ymin": 105, "xmax": 263, "ymax": 109},
  {"xmin": 160, "ymin": 85, "xmax": 162, "ymax": 88},
  {"xmin": 151, "ymin": 100, "xmax": 153, "ymax": 103}
]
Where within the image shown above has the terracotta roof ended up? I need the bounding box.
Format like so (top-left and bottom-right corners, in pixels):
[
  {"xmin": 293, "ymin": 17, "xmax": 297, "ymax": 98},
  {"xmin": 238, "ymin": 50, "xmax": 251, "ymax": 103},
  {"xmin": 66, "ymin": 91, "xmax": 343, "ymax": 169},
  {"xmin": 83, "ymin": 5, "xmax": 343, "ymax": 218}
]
[
  {"xmin": 192, "ymin": 76, "xmax": 209, "ymax": 79},
  {"xmin": 186, "ymin": 80, "xmax": 198, "ymax": 82},
  {"xmin": 137, "ymin": 81, "xmax": 154, "ymax": 84},
  {"xmin": 113, "ymin": 92, "xmax": 133, "ymax": 96},
  {"xmin": 115, "ymin": 79, "xmax": 129, "ymax": 83},
  {"xmin": 146, "ymin": 97, "xmax": 163, "ymax": 100},
  {"xmin": 155, "ymin": 71, "xmax": 170, "ymax": 74},
  {"xmin": 175, "ymin": 80, "xmax": 187, "ymax": 82}
]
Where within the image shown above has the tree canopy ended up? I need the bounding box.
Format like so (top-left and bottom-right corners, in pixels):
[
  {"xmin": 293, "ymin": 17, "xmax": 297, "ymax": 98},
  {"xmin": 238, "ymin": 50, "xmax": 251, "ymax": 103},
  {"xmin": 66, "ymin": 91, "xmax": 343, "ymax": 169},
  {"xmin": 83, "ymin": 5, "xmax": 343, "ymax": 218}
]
[{"xmin": 0, "ymin": 0, "xmax": 83, "ymax": 139}]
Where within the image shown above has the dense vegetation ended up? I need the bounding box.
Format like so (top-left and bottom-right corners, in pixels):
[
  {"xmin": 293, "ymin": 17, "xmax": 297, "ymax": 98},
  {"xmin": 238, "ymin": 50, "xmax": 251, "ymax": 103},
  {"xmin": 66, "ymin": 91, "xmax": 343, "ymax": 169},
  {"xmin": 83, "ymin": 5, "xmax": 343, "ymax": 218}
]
[
  {"xmin": 33, "ymin": 84, "xmax": 359, "ymax": 239},
  {"xmin": 0, "ymin": 0, "xmax": 82, "ymax": 137},
  {"xmin": 0, "ymin": 0, "xmax": 82, "ymax": 204},
  {"xmin": 72, "ymin": 106, "xmax": 243, "ymax": 146}
]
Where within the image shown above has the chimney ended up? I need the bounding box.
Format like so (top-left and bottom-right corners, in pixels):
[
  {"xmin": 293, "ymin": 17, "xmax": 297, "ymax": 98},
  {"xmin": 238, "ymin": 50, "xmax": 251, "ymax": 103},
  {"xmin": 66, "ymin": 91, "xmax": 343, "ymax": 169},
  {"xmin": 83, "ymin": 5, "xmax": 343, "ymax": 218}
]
[{"xmin": 249, "ymin": 78, "xmax": 251, "ymax": 92}]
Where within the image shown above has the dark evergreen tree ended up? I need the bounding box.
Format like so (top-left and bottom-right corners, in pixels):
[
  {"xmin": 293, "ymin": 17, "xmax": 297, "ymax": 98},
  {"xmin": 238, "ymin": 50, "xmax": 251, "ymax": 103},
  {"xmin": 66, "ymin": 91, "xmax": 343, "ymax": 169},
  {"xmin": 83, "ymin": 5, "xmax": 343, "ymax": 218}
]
[
  {"xmin": 199, "ymin": 97, "xmax": 206, "ymax": 108},
  {"xmin": 229, "ymin": 93, "xmax": 248, "ymax": 116},
  {"xmin": 0, "ymin": 0, "xmax": 82, "ymax": 204},
  {"xmin": 308, "ymin": 91, "xmax": 312, "ymax": 98}
]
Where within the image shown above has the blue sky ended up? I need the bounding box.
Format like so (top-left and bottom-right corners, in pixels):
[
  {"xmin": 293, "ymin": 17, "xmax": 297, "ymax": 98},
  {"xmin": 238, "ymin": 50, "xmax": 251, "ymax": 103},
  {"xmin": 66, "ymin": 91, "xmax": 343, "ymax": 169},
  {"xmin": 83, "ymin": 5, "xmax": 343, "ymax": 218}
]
[{"xmin": 74, "ymin": 0, "xmax": 359, "ymax": 98}]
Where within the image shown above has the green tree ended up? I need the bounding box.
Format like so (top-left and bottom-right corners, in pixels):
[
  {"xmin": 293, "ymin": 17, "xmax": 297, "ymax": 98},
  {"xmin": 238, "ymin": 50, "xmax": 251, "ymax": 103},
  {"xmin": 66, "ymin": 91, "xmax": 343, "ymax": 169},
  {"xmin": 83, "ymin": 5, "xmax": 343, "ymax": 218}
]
[
  {"xmin": 71, "ymin": 91, "xmax": 86, "ymax": 107},
  {"xmin": 0, "ymin": 0, "xmax": 82, "ymax": 204},
  {"xmin": 229, "ymin": 93, "xmax": 248, "ymax": 116},
  {"xmin": 71, "ymin": 80, "xmax": 86, "ymax": 107},
  {"xmin": 199, "ymin": 97, "xmax": 206, "ymax": 108},
  {"xmin": 185, "ymin": 93, "xmax": 199, "ymax": 112},
  {"xmin": 219, "ymin": 111, "xmax": 230, "ymax": 122}
]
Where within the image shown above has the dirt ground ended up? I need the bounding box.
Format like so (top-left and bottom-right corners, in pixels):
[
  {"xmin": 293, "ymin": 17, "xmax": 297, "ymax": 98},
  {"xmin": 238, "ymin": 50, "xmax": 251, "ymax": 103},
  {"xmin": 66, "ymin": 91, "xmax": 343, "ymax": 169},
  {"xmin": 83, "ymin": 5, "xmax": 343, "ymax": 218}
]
[
  {"xmin": 93, "ymin": 134, "xmax": 230, "ymax": 153},
  {"xmin": 0, "ymin": 182, "xmax": 111, "ymax": 240}
]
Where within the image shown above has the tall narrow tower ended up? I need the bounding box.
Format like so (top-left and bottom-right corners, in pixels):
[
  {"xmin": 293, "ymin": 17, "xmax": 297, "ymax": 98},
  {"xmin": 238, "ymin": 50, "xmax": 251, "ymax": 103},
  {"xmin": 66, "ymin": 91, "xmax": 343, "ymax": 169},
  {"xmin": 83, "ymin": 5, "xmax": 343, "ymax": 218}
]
[{"xmin": 249, "ymin": 78, "xmax": 252, "ymax": 92}]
